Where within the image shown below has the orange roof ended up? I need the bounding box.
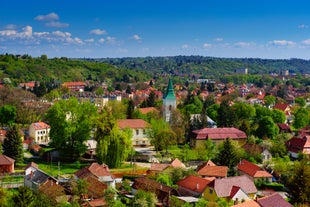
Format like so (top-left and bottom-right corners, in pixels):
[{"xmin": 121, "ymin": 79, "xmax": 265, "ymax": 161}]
[
  {"xmin": 197, "ymin": 165, "xmax": 228, "ymax": 178},
  {"xmin": 63, "ymin": 82, "xmax": 85, "ymax": 86},
  {"xmin": 117, "ymin": 119, "xmax": 150, "ymax": 129},
  {"xmin": 87, "ymin": 198, "xmax": 107, "ymax": 207},
  {"xmin": 139, "ymin": 107, "xmax": 159, "ymax": 114},
  {"xmin": 0, "ymin": 155, "xmax": 14, "ymax": 165},
  {"xmin": 177, "ymin": 175, "xmax": 211, "ymax": 194},
  {"xmin": 75, "ymin": 163, "xmax": 113, "ymax": 178},
  {"xmin": 170, "ymin": 158, "xmax": 186, "ymax": 168},
  {"xmin": 31, "ymin": 122, "xmax": 50, "ymax": 130},
  {"xmin": 237, "ymin": 159, "xmax": 272, "ymax": 178}
]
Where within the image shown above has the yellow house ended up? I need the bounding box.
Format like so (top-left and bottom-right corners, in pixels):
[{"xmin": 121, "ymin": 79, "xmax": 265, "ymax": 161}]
[{"xmin": 204, "ymin": 175, "xmax": 257, "ymax": 202}]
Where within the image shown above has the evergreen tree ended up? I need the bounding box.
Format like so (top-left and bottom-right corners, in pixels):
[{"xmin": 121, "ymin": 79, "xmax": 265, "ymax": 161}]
[
  {"xmin": 126, "ymin": 99, "xmax": 135, "ymax": 119},
  {"xmin": 126, "ymin": 85, "xmax": 132, "ymax": 94},
  {"xmin": 217, "ymin": 138, "xmax": 237, "ymax": 176},
  {"xmin": 0, "ymin": 104, "xmax": 16, "ymax": 126},
  {"xmin": 217, "ymin": 100, "xmax": 236, "ymax": 127},
  {"xmin": 2, "ymin": 124, "xmax": 23, "ymax": 163},
  {"xmin": 12, "ymin": 186, "xmax": 35, "ymax": 207},
  {"xmin": 147, "ymin": 91, "xmax": 156, "ymax": 107}
]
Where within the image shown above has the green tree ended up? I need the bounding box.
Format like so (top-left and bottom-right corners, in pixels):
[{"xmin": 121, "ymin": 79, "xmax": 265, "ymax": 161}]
[
  {"xmin": 286, "ymin": 160, "xmax": 310, "ymax": 205},
  {"xmin": 45, "ymin": 98, "xmax": 97, "ymax": 161},
  {"xmin": 133, "ymin": 190, "xmax": 157, "ymax": 207},
  {"xmin": 2, "ymin": 124, "xmax": 23, "ymax": 164},
  {"xmin": 156, "ymin": 129, "xmax": 177, "ymax": 152},
  {"xmin": 271, "ymin": 109, "xmax": 286, "ymax": 123},
  {"xmin": 104, "ymin": 186, "xmax": 118, "ymax": 206},
  {"xmin": 206, "ymin": 104, "xmax": 220, "ymax": 123},
  {"xmin": 147, "ymin": 91, "xmax": 156, "ymax": 107},
  {"xmin": 264, "ymin": 95, "xmax": 276, "ymax": 107},
  {"xmin": 0, "ymin": 104, "xmax": 16, "ymax": 126},
  {"xmin": 295, "ymin": 97, "xmax": 306, "ymax": 107},
  {"xmin": 12, "ymin": 186, "xmax": 35, "ymax": 207},
  {"xmin": 0, "ymin": 188, "xmax": 9, "ymax": 207},
  {"xmin": 293, "ymin": 107, "xmax": 310, "ymax": 130},
  {"xmin": 147, "ymin": 118, "xmax": 170, "ymax": 151},
  {"xmin": 217, "ymin": 138, "xmax": 237, "ymax": 176},
  {"xmin": 255, "ymin": 116, "xmax": 279, "ymax": 139},
  {"xmin": 231, "ymin": 102, "xmax": 256, "ymax": 123},
  {"xmin": 94, "ymin": 111, "xmax": 132, "ymax": 168},
  {"xmin": 126, "ymin": 99, "xmax": 135, "ymax": 119},
  {"xmin": 218, "ymin": 100, "xmax": 236, "ymax": 127}
]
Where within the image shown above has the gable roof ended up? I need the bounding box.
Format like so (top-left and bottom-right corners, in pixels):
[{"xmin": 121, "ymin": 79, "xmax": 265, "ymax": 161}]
[
  {"xmin": 150, "ymin": 163, "xmax": 170, "ymax": 172},
  {"xmin": 209, "ymin": 175, "xmax": 257, "ymax": 197},
  {"xmin": 237, "ymin": 159, "xmax": 272, "ymax": 178},
  {"xmin": 257, "ymin": 193, "xmax": 293, "ymax": 207},
  {"xmin": 177, "ymin": 175, "xmax": 212, "ymax": 194},
  {"xmin": 274, "ymin": 103, "xmax": 289, "ymax": 111},
  {"xmin": 30, "ymin": 122, "xmax": 50, "ymax": 130},
  {"xmin": 75, "ymin": 163, "xmax": 113, "ymax": 179},
  {"xmin": 231, "ymin": 200, "xmax": 260, "ymax": 207},
  {"xmin": 117, "ymin": 119, "xmax": 150, "ymax": 129},
  {"xmin": 286, "ymin": 136, "xmax": 310, "ymax": 154},
  {"xmin": 139, "ymin": 107, "xmax": 159, "ymax": 114},
  {"xmin": 170, "ymin": 158, "xmax": 186, "ymax": 168},
  {"xmin": 0, "ymin": 155, "xmax": 15, "ymax": 165},
  {"xmin": 197, "ymin": 165, "xmax": 228, "ymax": 178},
  {"xmin": 83, "ymin": 176, "xmax": 108, "ymax": 198},
  {"xmin": 192, "ymin": 127, "xmax": 247, "ymax": 140}
]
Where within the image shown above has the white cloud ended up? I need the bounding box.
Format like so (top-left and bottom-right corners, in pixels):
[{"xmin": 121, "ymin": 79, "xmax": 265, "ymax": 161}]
[
  {"xmin": 269, "ymin": 40, "xmax": 295, "ymax": 47},
  {"xmin": 34, "ymin": 32, "xmax": 50, "ymax": 37},
  {"xmin": 234, "ymin": 41, "xmax": 253, "ymax": 48},
  {"xmin": 5, "ymin": 24, "xmax": 16, "ymax": 30},
  {"xmin": 98, "ymin": 38, "xmax": 105, "ymax": 43},
  {"xmin": 0, "ymin": 29, "xmax": 17, "ymax": 37},
  {"xmin": 106, "ymin": 36, "xmax": 116, "ymax": 44},
  {"xmin": 35, "ymin": 12, "xmax": 59, "ymax": 21},
  {"xmin": 298, "ymin": 24, "xmax": 308, "ymax": 29},
  {"xmin": 302, "ymin": 39, "xmax": 310, "ymax": 45},
  {"xmin": 203, "ymin": 43, "xmax": 212, "ymax": 48},
  {"xmin": 181, "ymin": 44, "xmax": 189, "ymax": 49},
  {"xmin": 45, "ymin": 21, "xmax": 69, "ymax": 28},
  {"xmin": 89, "ymin": 29, "xmax": 107, "ymax": 35},
  {"xmin": 214, "ymin": 37, "xmax": 223, "ymax": 42},
  {"xmin": 52, "ymin": 31, "xmax": 71, "ymax": 38},
  {"xmin": 131, "ymin": 34, "xmax": 141, "ymax": 41},
  {"xmin": 85, "ymin": 38, "xmax": 94, "ymax": 43}
]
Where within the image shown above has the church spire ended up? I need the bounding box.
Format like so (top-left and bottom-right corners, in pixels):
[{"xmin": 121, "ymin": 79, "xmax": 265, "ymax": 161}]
[{"xmin": 164, "ymin": 78, "xmax": 175, "ymax": 99}]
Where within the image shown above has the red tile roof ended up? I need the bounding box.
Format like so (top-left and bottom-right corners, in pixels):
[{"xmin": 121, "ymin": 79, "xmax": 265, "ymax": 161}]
[
  {"xmin": 197, "ymin": 165, "xmax": 228, "ymax": 178},
  {"xmin": 0, "ymin": 155, "xmax": 14, "ymax": 165},
  {"xmin": 150, "ymin": 163, "xmax": 170, "ymax": 172},
  {"xmin": 192, "ymin": 127, "xmax": 247, "ymax": 140},
  {"xmin": 231, "ymin": 200, "xmax": 260, "ymax": 207},
  {"xmin": 229, "ymin": 186, "xmax": 241, "ymax": 198},
  {"xmin": 83, "ymin": 176, "xmax": 108, "ymax": 198},
  {"xmin": 139, "ymin": 107, "xmax": 159, "ymax": 114},
  {"xmin": 31, "ymin": 122, "xmax": 50, "ymax": 130},
  {"xmin": 286, "ymin": 136, "xmax": 310, "ymax": 154},
  {"xmin": 209, "ymin": 175, "xmax": 257, "ymax": 197},
  {"xmin": 75, "ymin": 163, "xmax": 113, "ymax": 179},
  {"xmin": 177, "ymin": 175, "xmax": 211, "ymax": 194},
  {"xmin": 274, "ymin": 103, "xmax": 289, "ymax": 111},
  {"xmin": 117, "ymin": 119, "xmax": 150, "ymax": 129},
  {"xmin": 257, "ymin": 193, "xmax": 293, "ymax": 207},
  {"xmin": 237, "ymin": 160, "xmax": 272, "ymax": 178}
]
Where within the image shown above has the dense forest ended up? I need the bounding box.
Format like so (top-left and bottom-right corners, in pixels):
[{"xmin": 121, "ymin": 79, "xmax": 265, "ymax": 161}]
[{"xmin": 94, "ymin": 56, "xmax": 310, "ymax": 77}]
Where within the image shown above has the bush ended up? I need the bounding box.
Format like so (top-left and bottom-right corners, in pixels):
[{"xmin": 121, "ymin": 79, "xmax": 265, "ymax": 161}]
[{"xmin": 262, "ymin": 182, "xmax": 284, "ymax": 191}]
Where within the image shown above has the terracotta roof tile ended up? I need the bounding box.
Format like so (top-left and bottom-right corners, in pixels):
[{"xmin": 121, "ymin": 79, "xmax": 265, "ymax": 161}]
[
  {"xmin": 75, "ymin": 163, "xmax": 113, "ymax": 179},
  {"xmin": 139, "ymin": 107, "xmax": 159, "ymax": 114},
  {"xmin": 210, "ymin": 175, "xmax": 257, "ymax": 197},
  {"xmin": 0, "ymin": 155, "xmax": 15, "ymax": 165},
  {"xmin": 286, "ymin": 137, "xmax": 310, "ymax": 154},
  {"xmin": 231, "ymin": 200, "xmax": 260, "ymax": 207},
  {"xmin": 30, "ymin": 122, "xmax": 50, "ymax": 130},
  {"xmin": 237, "ymin": 160, "xmax": 272, "ymax": 178},
  {"xmin": 150, "ymin": 163, "xmax": 170, "ymax": 172},
  {"xmin": 192, "ymin": 127, "xmax": 247, "ymax": 140},
  {"xmin": 87, "ymin": 198, "xmax": 107, "ymax": 207},
  {"xmin": 257, "ymin": 193, "xmax": 293, "ymax": 207},
  {"xmin": 170, "ymin": 158, "xmax": 186, "ymax": 168},
  {"xmin": 117, "ymin": 119, "xmax": 150, "ymax": 129},
  {"xmin": 177, "ymin": 175, "xmax": 211, "ymax": 194},
  {"xmin": 229, "ymin": 186, "xmax": 241, "ymax": 198},
  {"xmin": 274, "ymin": 103, "xmax": 289, "ymax": 111},
  {"xmin": 197, "ymin": 165, "xmax": 228, "ymax": 178}
]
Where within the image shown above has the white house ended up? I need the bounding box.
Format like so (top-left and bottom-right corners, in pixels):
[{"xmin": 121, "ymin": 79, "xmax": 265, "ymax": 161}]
[{"xmin": 29, "ymin": 121, "xmax": 50, "ymax": 145}]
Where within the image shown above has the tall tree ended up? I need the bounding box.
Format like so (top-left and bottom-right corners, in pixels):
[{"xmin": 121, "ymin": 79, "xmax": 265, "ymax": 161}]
[
  {"xmin": 12, "ymin": 186, "xmax": 35, "ymax": 207},
  {"xmin": 217, "ymin": 138, "xmax": 237, "ymax": 176},
  {"xmin": 126, "ymin": 99, "xmax": 135, "ymax": 119},
  {"xmin": 45, "ymin": 98, "xmax": 97, "ymax": 161},
  {"xmin": 293, "ymin": 107, "xmax": 310, "ymax": 130},
  {"xmin": 94, "ymin": 110, "xmax": 132, "ymax": 168},
  {"xmin": 217, "ymin": 100, "xmax": 236, "ymax": 127},
  {"xmin": 147, "ymin": 118, "xmax": 170, "ymax": 151},
  {"xmin": 286, "ymin": 160, "xmax": 310, "ymax": 205},
  {"xmin": 256, "ymin": 116, "xmax": 279, "ymax": 140},
  {"xmin": 2, "ymin": 124, "xmax": 23, "ymax": 163},
  {"xmin": 146, "ymin": 91, "xmax": 156, "ymax": 107}
]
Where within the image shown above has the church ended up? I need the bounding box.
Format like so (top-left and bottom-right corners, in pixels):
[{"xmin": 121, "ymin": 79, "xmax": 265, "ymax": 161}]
[{"xmin": 162, "ymin": 79, "xmax": 176, "ymax": 122}]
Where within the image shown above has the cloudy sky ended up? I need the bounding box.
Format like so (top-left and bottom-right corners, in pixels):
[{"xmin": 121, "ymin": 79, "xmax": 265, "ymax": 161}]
[{"xmin": 1, "ymin": 0, "xmax": 310, "ymax": 59}]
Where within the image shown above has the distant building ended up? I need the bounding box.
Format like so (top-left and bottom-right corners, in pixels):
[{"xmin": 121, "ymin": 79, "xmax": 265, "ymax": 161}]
[
  {"xmin": 163, "ymin": 79, "xmax": 176, "ymax": 122},
  {"xmin": 29, "ymin": 122, "xmax": 50, "ymax": 145},
  {"xmin": 234, "ymin": 68, "xmax": 248, "ymax": 75},
  {"xmin": 62, "ymin": 81, "xmax": 86, "ymax": 92}
]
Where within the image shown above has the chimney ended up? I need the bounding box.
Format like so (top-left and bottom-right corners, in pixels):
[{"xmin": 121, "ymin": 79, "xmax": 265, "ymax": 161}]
[
  {"xmin": 30, "ymin": 171, "xmax": 33, "ymax": 179},
  {"xmin": 196, "ymin": 183, "xmax": 199, "ymax": 190}
]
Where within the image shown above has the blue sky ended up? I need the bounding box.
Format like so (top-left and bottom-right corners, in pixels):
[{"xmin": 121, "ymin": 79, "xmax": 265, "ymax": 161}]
[{"xmin": 1, "ymin": 0, "xmax": 310, "ymax": 59}]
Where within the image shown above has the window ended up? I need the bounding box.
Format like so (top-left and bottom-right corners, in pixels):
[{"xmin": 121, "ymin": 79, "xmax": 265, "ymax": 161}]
[
  {"xmin": 209, "ymin": 189, "xmax": 213, "ymax": 194},
  {"xmin": 143, "ymin": 129, "xmax": 146, "ymax": 134},
  {"xmin": 136, "ymin": 130, "xmax": 139, "ymax": 135}
]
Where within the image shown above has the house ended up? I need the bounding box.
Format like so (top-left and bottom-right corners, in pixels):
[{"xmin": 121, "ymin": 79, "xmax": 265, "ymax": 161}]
[
  {"xmin": 62, "ymin": 81, "xmax": 86, "ymax": 92},
  {"xmin": 190, "ymin": 127, "xmax": 247, "ymax": 148},
  {"xmin": 277, "ymin": 123, "xmax": 293, "ymax": 134},
  {"xmin": 196, "ymin": 161, "xmax": 228, "ymax": 178},
  {"xmin": 204, "ymin": 175, "xmax": 257, "ymax": 202},
  {"xmin": 117, "ymin": 119, "xmax": 150, "ymax": 147},
  {"xmin": 84, "ymin": 198, "xmax": 107, "ymax": 207},
  {"xmin": 81, "ymin": 176, "xmax": 108, "ymax": 199},
  {"xmin": 177, "ymin": 175, "xmax": 212, "ymax": 198},
  {"xmin": 0, "ymin": 155, "xmax": 15, "ymax": 173},
  {"xmin": 74, "ymin": 162, "xmax": 115, "ymax": 187},
  {"xmin": 131, "ymin": 176, "xmax": 178, "ymax": 206},
  {"xmin": 257, "ymin": 193, "xmax": 293, "ymax": 207},
  {"xmin": 148, "ymin": 158, "xmax": 186, "ymax": 175},
  {"xmin": 231, "ymin": 200, "xmax": 260, "ymax": 207},
  {"xmin": 273, "ymin": 103, "xmax": 291, "ymax": 123},
  {"xmin": 18, "ymin": 81, "xmax": 36, "ymax": 90},
  {"xmin": 242, "ymin": 143, "xmax": 272, "ymax": 162},
  {"xmin": 237, "ymin": 159, "xmax": 273, "ymax": 183},
  {"xmin": 29, "ymin": 121, "xmax": 50, "ymax": 145},
  {"xmin": 286, "ymin": 136, "xmax": 310, "ymax": 158}
]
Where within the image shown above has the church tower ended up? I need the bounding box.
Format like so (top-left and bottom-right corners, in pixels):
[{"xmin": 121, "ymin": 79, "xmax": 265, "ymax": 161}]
[{"xmin": 163, "ymin": 79, "xmax": 176, "ymax": 122}]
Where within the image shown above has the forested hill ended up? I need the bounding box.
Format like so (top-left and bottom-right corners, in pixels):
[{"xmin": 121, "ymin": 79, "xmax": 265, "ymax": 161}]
[
  {"xmin": 92, "ymin": 56, "xmax": 310, "ymax": 78},
  {"xmin": 0, "ymin": 54, "xmax": 149, "ymax": 85}
]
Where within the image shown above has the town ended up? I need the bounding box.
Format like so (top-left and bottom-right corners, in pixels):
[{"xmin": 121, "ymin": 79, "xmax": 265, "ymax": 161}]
[{"xmin": 0, "ymin": 54, "xmax": 309, "ymax": 207}]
